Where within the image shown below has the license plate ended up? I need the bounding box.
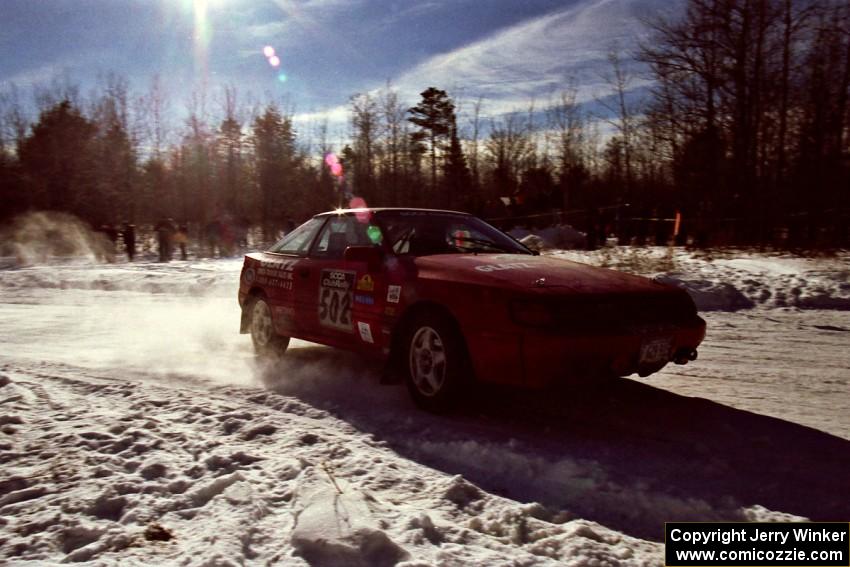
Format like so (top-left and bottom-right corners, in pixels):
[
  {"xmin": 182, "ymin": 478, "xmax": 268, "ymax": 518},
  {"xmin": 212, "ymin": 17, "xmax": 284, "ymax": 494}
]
[{"xmin": 639, "ymin": 337, "xmax": 672, "ymax": 365}]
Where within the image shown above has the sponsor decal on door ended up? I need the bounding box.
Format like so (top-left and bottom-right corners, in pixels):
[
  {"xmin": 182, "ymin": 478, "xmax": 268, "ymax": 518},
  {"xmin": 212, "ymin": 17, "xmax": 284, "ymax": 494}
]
[{"xmin": 319, "ymin": 269, "xmax": 355, "ymax": 331}]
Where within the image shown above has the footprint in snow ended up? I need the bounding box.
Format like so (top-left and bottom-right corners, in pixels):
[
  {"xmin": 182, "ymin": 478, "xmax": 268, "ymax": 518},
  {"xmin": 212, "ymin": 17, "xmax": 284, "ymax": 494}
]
[
  {"xmin": 242, "ymin": 424, "xmax": 276, "ymax": 440},
  {"xmin": 299, "ymin": 433, "xmax": 321, "ymax": 446}
]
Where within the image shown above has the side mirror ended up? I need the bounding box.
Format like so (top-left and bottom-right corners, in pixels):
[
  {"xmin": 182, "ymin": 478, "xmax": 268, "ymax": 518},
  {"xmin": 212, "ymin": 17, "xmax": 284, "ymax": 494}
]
[{"xmin": 344, "ymin": 245, "xmax": 384, "ymax": 271}]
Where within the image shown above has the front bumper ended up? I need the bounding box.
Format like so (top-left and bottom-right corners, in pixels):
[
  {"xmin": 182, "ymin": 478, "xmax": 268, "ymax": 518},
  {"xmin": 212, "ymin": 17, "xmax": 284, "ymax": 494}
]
[{"xmin": 468, "ymin": 317, "xmax": 706, "ymax": 387}]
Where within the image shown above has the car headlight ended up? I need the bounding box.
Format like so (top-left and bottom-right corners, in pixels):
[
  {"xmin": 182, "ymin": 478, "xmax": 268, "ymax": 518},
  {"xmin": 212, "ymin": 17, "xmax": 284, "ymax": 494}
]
[{"xmin": 509, "ymin": 300, "xmax": 555, "ymax": 327}]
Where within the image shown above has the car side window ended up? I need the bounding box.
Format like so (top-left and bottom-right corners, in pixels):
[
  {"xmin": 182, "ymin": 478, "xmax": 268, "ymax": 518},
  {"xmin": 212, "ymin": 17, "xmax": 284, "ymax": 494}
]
[
  {"xmin": 267, "ymin": 217, "xmax": 324, "ymax": 255},
  {"xmin": 385, "ymin": 221, "xmax": 451, "ymax": 256},
  {"xmin": 312, "ymin": 215, "xmax": 378, "ymax": 259}
]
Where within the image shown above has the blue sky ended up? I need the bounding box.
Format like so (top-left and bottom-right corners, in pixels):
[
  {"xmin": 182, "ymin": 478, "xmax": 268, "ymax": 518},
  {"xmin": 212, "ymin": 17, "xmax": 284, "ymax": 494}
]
[{"xmin": 0, "ymin": 0, "xmax": 677, "ymax": 126}]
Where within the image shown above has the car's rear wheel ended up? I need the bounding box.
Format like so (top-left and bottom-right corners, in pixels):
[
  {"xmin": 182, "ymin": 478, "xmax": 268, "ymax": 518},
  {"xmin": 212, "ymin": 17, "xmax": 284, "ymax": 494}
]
[
  {"xmin": 249, "ymin": 296, "xmax": 289, "ymax": 357},
  {"xmin": 403, "ymin": 312, "xmax": 470, "ymax": 412}
]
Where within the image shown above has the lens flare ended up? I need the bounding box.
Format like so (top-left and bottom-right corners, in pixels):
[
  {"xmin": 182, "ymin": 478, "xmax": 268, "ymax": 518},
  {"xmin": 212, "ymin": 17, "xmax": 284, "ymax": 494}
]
[
  {"xmin": 268, "ymin": 55, "xmax": 281, "ymax": 67},
  {"xmin": 367, "ymin": 225, "xmax": 382, "ymax": 243},
  {"xmin": 193, "ymin": 0, "xmax": 211, "ymax": 79},
  {"xmin": 325, "ymin": 153, "xmax": 344, "ymax": 178},
  {"xmin": 350, "ymin": 197, "xmax": 370, "ymax": 222},
  {"xmin": 263, "ymin": 46, "xmax": 275, "ymax": 58}
]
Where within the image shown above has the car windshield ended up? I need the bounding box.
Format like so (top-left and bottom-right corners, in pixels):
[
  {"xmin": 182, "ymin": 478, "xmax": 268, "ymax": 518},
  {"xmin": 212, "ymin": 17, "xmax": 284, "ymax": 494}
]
[
  {"xmin": 267, "ymin": 217, "xmax": 324, "ymax": 255},
  {"xmin": 375, "ymin": 211, "xmax": 531, "ymax": 256}
]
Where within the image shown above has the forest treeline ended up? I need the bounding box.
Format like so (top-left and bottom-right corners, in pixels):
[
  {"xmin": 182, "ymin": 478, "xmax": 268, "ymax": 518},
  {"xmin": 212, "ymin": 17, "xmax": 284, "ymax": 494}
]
[{"xmin": 0, "ymin": 0, "xmax": 848, "ymax": 247}]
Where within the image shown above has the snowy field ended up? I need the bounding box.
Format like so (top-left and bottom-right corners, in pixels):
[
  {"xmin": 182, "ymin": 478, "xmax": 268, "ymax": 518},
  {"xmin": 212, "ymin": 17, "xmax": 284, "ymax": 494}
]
[{"xmin": 1, "ymin": 248, "xmax": 849, "ymax": 566}]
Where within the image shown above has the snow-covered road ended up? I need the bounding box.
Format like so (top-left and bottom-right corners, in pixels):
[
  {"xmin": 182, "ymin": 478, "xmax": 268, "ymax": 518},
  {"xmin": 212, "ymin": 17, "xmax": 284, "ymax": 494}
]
[{"xmin": 1, "ymin": 251, "xmax": 848, "ymax": 566}]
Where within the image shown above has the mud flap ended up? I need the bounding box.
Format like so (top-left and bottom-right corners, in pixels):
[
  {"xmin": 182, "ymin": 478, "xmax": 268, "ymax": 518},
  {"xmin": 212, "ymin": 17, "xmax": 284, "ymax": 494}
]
[
  {"xmin": 239, "ymin": 303, "xmax": 251, "ymax": 334},
  {"xmin": 379, "ymin": 334, "xmax": 403, "ymax": 385}
]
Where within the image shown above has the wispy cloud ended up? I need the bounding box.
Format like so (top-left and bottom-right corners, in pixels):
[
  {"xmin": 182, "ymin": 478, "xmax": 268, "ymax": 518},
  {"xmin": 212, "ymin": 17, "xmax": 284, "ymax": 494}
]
[
  {"xmin": 3, "ymin": 64, "xmax": 64, "ymax": 89},
  {"xmin": 272, "ymin": 0, "xmax": 355, "ymax": 9},
  {"xmin": 240, "ymin": 0, "xmax": 363, "ymax": 51},
  {"xmin": 292, "ymin": 104, "xmax": 349, "ymax": 125},
  {"xmin": 0, "ymin": 48, "xmax": 98, "ymax": 92},
  {"xmin": 246, "ymin": 20, "xmax": 293, "ymax": 40},
  {"xmin": 289, "ymin": 0, "xmax": 666, "ymax": 130},
  {"xmin": 391, "ymin": 0, "xmax": 666, "ymax": 116},
  {"xmin": 374, "ymin": 1, "xmax": 445, "ymax": 29}
]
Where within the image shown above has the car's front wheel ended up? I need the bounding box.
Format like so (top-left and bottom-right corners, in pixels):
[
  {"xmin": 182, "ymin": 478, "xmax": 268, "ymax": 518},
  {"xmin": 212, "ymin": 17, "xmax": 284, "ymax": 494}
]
[
  {"xmin": 403, "ymin": 312, "xmax": 470, "ymax": 412},
  {"xmin": 249, "ymin": 296, "xmax": 289, "ymax": 357}
]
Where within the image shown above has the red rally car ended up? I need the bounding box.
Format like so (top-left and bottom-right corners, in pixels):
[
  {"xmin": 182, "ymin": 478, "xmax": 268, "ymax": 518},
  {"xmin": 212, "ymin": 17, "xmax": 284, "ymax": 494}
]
[{"xmin": 238, "ymin": 208, "xmax": 706, "ymax": 411}]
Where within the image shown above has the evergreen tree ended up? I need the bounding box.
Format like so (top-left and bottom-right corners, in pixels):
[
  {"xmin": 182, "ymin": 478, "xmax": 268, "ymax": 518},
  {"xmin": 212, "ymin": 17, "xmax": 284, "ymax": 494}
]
[
  {"xmin": 251, "ymin": 104, "xmax": 295, "ymax": 240},
  {"xmin": 93, "ymin": 76, "xmax": 136, "ymax": 224},
  {"xmin": 216, "ymin": 115, "xmax": 243, "ymax": 212},
  {"xmin": 18, "ymin": 100, "xmax": 97, "ymax": 220},
  {"xmin": 443, "ymin": 126, "xmax": 470, "ymax": 210},
  {"xmin": 408, "ymin": 87, "xmax": 455, "ymax": 197}
]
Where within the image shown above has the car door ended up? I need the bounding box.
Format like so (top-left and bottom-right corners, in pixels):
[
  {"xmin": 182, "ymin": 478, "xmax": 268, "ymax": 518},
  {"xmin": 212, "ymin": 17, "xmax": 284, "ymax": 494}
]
[
  {"xmin": 256, "ymin": 217, "xmax": 325, "ymax": 337},
  {"xmin": 294, "ymin": 213, "xmax": 387, "ymax": 351}
]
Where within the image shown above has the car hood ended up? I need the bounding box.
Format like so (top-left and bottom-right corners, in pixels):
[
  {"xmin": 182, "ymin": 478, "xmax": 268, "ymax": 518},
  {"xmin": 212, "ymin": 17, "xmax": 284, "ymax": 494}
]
[{"xmin": 412, "ymin": 253, "xmax": 671, "ymax": 295}]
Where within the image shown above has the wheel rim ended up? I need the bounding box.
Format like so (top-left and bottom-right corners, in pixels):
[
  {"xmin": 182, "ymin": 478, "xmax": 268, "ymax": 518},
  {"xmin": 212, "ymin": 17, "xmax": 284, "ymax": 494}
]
[
  {"xmin": 409, "ymin": 326, "xmax": 447, "ymax": 397},
  {"xmin": 251, "ymin": 299, "xmax": 273, "ymax": 347}
]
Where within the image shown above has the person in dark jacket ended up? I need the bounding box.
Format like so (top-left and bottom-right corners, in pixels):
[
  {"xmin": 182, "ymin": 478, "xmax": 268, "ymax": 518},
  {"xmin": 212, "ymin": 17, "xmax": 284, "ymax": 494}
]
[
  {"xmin": 122, "ymin": 222, "xmax": 136, "ymax": 261},
  {"xmin": 155, "ymin": 218, "xmax": 175, "ymax": 262}
]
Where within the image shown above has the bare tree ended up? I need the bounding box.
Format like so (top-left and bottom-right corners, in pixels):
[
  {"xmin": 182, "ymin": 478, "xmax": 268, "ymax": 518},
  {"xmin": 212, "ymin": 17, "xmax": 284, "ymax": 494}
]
[
  {"xmin": 181, "ymin": 87, "xmax": 213, "ymax": 224},
  {"xmin": 215, "ymin": 85, "xmax": 247, "ymax": 217},
  {"xmin": 0, "ymin": 84, "xmax": 30, "ymax": 157},
  {"xmin": 484, "ymin": 111, "xmax": 533, "ymax": 201},
  {"xmin": 464, "ymin": 96, "xmax": 484, "ymax": 193},
  {"xmin": 547, "ymin": 86, "xmax": 587, "ymax": 210},
  {"xmin": 597, "ymin": 45, "xmax": 639, "ymax": 194},
  {"xmin": 379, "ymin": 83, "xmax": 407, "ymax": 205},
  {"xmin": 349, "ymin": 92, "xmax": 379, "ymax": 202},
  {"xmin": 138, "ymin": 74, "xmax": 171, "ymax": 159},
  {"xmin": 92, "ymin": 73, "xmax": 137, "ymax": 222}
]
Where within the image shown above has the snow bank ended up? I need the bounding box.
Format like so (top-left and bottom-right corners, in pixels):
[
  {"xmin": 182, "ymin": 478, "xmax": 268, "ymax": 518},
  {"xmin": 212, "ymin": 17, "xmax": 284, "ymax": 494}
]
[
  {"xmin": 0, "ymin": 370, "xmax": 662, "ymax": 565},
  {"xmin": 509, "ymin": 225, "xmax": 587, "ymax": 250},
  {"xmin": 652, "ymin": 275, "xmax": 755, "ymax": 312},
  {"xmin": 549, "ymin": 247, "xmax": 850, "ymax": 312},
  {"xmin": 0, "ymin": 258, "xmax": 242, "ymax": 297}
]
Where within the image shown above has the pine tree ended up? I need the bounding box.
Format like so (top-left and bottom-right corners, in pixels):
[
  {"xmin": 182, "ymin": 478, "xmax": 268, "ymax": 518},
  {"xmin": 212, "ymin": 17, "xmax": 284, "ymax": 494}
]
[
  {"xmin": 443, "ymin": 126, "xmax": 470, "ymax": 210},
  {"xmin": 408, "ymin": 87, "xmax": 455, "ymax": 198},
  {"xmin": 19, "ymin": 100, "xmax": 97, "ymax": 220},
  {"xmin": 251, "ymin": 104, "xmax": 295, "ymax": 240}
]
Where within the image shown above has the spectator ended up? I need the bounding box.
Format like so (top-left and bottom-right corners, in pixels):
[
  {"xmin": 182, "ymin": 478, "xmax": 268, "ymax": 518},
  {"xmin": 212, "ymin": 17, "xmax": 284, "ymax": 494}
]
[
  {"xmin": 205, "ymin": 220, "xmax": 221, "ymax": 257},
  {"xmin": 122, "ymin": 222, "xmax": 136, "ymax": 261},
  {"xmin": 174, "ymin": 223, "xmax": 188, "ymax": 260},
  {"xmin": 154, "ymin": 217, "xmax": 175, "ymax": 262}
]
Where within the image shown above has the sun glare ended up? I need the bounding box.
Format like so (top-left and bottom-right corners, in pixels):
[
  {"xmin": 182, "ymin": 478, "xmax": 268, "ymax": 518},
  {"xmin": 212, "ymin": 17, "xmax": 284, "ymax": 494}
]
[{"xmin": 191, "ymin": 0, "xmax": 211, "ymax": 78}]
